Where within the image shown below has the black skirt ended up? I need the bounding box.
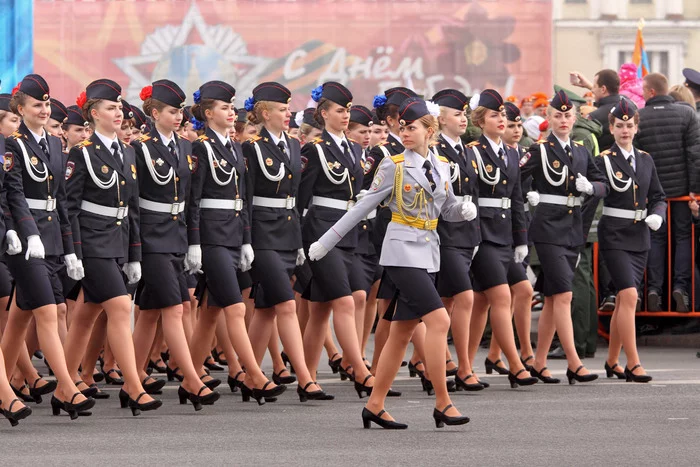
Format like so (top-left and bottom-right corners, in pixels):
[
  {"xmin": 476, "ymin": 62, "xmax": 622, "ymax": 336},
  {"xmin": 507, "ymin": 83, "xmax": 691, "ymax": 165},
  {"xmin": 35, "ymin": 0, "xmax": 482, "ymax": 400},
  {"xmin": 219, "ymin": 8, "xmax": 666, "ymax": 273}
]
[
  {"xmin": 437, "ymin": 246, "xmax": 474, "ymax": 297},
  {"xmin": 602, "ymin": 249, "xmax": 647, "ymax": 292},
  {"xmin": 0, "ymin": 259, "xmax": 13, "ymax": 298},
  {"xmin": 471, "ymin": 242, "xmax": 513, "ymax": 292},
  {"xmin": 350, "ymin": 252, "xmax": 380, "ymax": 295},
  {"xmin": 309, "ymin": 247, "xmax": 356, "ymax": 302},
  {"xmin": 377, "ymin": 270, "xmax": 398, "ymax": 299},
  {"xmin": 138, "ymin": 253, "xmax": 190, "ymax": 310},
  {"xmin": 384, "ymin": 267, "xmax": 444, "ymax": 321},
  {"xmin": 202, "ymin": 245, "xmax": 243, "ymax": 308},
  {"xmin": 6, "ymin": 255, "xmax": 64, "ymax": 310},
  {"xmin": 507, "ymin": 259, "xmax": 528, "ymax": 286},
  {"xmin": 534, "ymin": 243, "xmax": 578, "ymax": 296},
  {"xmin": 82, "ymin": 258, "xmax": 128, "ymax": 304},
  {"xmin": 251, "ymin": 249, "xmax": 296, "ymax": 308}
]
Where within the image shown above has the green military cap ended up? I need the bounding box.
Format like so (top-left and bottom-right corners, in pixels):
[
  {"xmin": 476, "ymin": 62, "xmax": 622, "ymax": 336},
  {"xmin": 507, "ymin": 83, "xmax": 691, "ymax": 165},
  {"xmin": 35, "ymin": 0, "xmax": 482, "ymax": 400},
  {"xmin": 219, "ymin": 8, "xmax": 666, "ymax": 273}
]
[{"xmin": 553, "ymin": 84, "xmax": 586, "ymax": 104}]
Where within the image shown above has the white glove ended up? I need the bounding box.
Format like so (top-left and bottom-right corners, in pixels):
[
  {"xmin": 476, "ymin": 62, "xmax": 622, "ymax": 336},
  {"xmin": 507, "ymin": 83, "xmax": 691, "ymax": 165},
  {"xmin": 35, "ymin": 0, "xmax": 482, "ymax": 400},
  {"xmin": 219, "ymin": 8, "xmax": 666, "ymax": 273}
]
[
  {"xmin": 122, "ymin": 262, "xmax": 141, "ymax": 284},
  {"xmin": 309, "ymin": 241, "xmax": 329, "ymax": 261},
  {"xmin": 526, "ymin": 191, "xmax": 540, "ymax": 206},
  {"xmin": 575, "ymin": 173, "xmax": 594, "ymax": 195},
  {"xmin": 460, "ymin": 201, "xmax": 477, "ymax": 221},
  {"xmin": 185, "ymin": 244, "xmax": 202, "ymax": 274},
  {"xmin": 576, "ymin": 253, "xmax": 581, "ymax": 269},
  {"xmin": 5, "ymin": 230, "xmax": 21, "ymax": 255},
  {"xmin": 645, "ymin": 214, "xmax": 663, "ymax": 231},
  {"xmin": 296, "ymin": 248, "xmax": 306, "ymax": 266},
  {"xmin": 514, "ymin": 245, "xmax": 528, "ymax": 264},
  {"xmin": 63, "ymin": 253, "xmax": 85, "ymax": 281},
  {"xmin": 240, "ymin": 244, "xmax": 254, "ymax": 272},
  {"xmin": 355, "ymin": 190, "xmax": 367, "ymax": 203},
  {"xmin": 25, "ymin": 235, "xmax": 45, "ymax": 260},
  {"xmin": 472, "ymin": 245, "xmax": 479, "ymax": 259}
]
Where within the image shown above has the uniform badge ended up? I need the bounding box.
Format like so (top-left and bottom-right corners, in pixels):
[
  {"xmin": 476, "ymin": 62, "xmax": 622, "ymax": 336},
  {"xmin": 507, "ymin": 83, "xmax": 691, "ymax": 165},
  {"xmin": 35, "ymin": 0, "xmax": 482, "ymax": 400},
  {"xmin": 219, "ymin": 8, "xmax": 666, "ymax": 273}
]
[
  {"xmin": 371, "ymin": 172, "xmax": 384, "ymax": 191},
  {"xmin": 3, "ymin": 152, "xmax": 13, "ymax": 172},
  {"xmin": 30, "ymin": 156, "xmax": 38, "ymax": 166},
  {"xmin": 221, "ymin": 159, "xmax": 227, "ymax": 167},
  {"xmin": 101, "ymin": 165, "xmax": 109, "ymax": 174},
  {"xmin": 445, "ymin": 181, "xmax": 449, "ymax": 191},
  {"xmin": 553, "ymin": 160, "xmax": 560, "ymax": 169},
  {"xmin": 300, "ymin": 155, "xmax": 308, "ymax": 172},
  {"xmin": 187, "ymin": 155, "xmax": 192, "ymax": 171},
  {"xmin": 486, "ymin": 164, "xmax": 493, "ymax": 173},
  {"xmin": 191, "ymin": 156, "xmax": 199, "ymax": 173},
  {"xmin": 519, "ymin": 152, "xmax": 532, "ymax": 168},
  {"xmin": 265, "ymin": 158, "xmax": 273, "ymax": 167},
  {"xmin": 155, "ymin": 158, "xmax": 164, "ymax": 167},
  {"xmin": 616, "ymin": 171, "xmax": 623, "ymax": 178},
  {"xmin": 65, "ymin": 161, "xmax": 75, "ymax": 180},
  {"xmin": 333, "ymin": 161, "xmax": 341, "ymax": 169},
  {"xmin": 360, "ymin": 160, "xmax": 366, "ymax": 170},
  {"xmin": 364, "ymin": 156, "xmax": 374, "ymax": 175},
  {"xmin": 212, "ymin": 159, "xmax": 219, "ymax": 168},
  {"xmin": 326, "ymin": 162, "xmax": 334, "ymax": 170},
  {"xmin": 131, "ymin": 164, "xmax": 137, "ymax": 179},
  {"xmin": 403, "ymin": 184, "xmax": 411, "ymax": 192}
]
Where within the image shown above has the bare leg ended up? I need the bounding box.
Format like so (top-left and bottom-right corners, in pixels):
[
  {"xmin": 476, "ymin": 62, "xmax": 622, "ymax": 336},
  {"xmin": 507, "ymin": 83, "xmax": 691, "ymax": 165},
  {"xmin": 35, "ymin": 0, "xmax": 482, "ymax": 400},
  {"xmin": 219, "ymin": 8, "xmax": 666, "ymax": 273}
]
[
  {"xmin": 483, "ymin": 285, "xmax": 527, "ymax": 374},
  {"xmin": 612, "ymin": 288, "xmax": 645, "ymax": 374},
  {"xmin": 448, "ymin": 290, "xmax": 479, "ymax": 383},
  {"xmin": 361, "ymin": 280, "xmax": 380, "ymax": 359},
  {"xmin": 273, "ymin": 300, "xmax": 318, "ymax": 390},
  {"xmin": 468, "ymin": 291, "xmax": 489, "ymax": 368},
  {"xmin": 57, "ymin": 303, "xmax": 68, "ymax": 345},
  {"xmin": 370, "ymin": 299, "xmax": 392, "ymax": 374}
]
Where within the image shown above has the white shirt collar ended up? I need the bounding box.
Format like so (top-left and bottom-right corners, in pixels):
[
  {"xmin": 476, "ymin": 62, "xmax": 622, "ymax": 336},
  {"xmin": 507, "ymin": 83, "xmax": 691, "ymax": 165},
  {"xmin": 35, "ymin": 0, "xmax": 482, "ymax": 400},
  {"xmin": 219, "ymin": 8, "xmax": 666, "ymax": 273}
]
[
  {"xmin": 554, "ymin": 134, "xmax": 572, "ymax": 151},
  {"xmin": 484, "ymin": 135, "xmax": 505, "ymax": 156},
  {"xmin": 619, "ymin": 145, "xmax": 634, "ymax": 160},
  {"xmin": 441, "ymin": 133, "xmax": 462, "ymax": 151},
  {"xmin": 389, "ymin": 131, "xmax": 402, "ymax": 144},
  {"xmin": 28, "ymin": 127, "xmax": 47, "ymax": 144},
  {"xmin": 94, "ymin": 131, "xmax": 119, "ymax": 151},
  {"xmin": 268, "ymin": 130, "xmax": 286, "ymax": 148},
  {"xmin": 157, "ymin": 130, "xmax": 174, "ymax": 148},
  {"xmin": 327, "ymin": 130, "xmax": 348, "ymax": 152},
  {"xmin": 211, "ymin": 128, "xmax": 231, "ymax": 147}
]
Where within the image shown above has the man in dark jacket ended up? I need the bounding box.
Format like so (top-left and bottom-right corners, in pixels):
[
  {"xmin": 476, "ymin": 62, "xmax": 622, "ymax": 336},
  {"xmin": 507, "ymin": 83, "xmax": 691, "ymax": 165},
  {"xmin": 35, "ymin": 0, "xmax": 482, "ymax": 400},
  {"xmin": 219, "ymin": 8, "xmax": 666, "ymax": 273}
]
[
  {"xmin": 683, "ymin": 68, "xmax": 700, "ymax": 117},
  {"xmin": 636, "ymin": 73, "xmax": 700, "ymax": 312},
  {"xmin": 570, "ymin": 69, "xmax": 621, "ymax": 150}
]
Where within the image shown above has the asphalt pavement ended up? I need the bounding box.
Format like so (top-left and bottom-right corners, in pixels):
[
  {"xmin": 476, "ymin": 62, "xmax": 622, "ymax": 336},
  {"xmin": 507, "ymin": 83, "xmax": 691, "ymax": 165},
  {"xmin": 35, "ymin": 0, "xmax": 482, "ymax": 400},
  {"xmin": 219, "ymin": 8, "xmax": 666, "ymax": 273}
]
[{"xmin": 1, "ymin": 343, "xmax": 700, "ymax": 466}]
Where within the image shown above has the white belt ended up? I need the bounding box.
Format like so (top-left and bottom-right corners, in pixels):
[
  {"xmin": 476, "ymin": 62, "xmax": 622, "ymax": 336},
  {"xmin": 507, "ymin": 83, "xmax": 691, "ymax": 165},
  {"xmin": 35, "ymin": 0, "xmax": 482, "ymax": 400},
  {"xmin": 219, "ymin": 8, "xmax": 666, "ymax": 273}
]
[
  {"xmin": 312, "ymin": 196, "xmax": 355, "ymax": 211},
  {"xmin": 139, "ymin": 198, "xmax": 185, "ymax": 215},
  {"xmin": 602, "ymin": 206, "xmax": 647, "ymax": 221},
  {"xmin": 26, "ymin": 198, "xmax": 57, "ymax": 212},
  {"xmin": 454, "ymin": 195, "xmax": 473, "ymax": 204},
  {"xmin": 252, "ymin": 196, "xmax": 296, "ymax": 210},
  {"xmin": 539, "ymin": 194, "xmax": 582, "ymax": 207},
  {"xmin": 81, "ymin": 200, "xmax": 129, "ymax": 219},
  {"xmin": 478, "ymin": 197, "xmax": 511, "ymax": 209},
  {"xmin": 200, "ymin": 198, "xmax": 244, "ymax": 211},
  {"xmin": 524, "ymin": 203, "xmax": 529, "ymax": 212}
]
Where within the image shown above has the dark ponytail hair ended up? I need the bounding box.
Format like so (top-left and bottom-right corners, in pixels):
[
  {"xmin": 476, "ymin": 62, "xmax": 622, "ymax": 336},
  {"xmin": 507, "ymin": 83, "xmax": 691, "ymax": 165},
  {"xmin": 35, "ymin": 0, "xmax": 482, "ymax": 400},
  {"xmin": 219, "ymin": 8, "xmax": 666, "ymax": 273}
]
[
  {"xmin": 313, "ymin": 98, "xmax": 334, "ymax": 127},
  {"xmin": 190, "ymin": 99, "xmax": 217, "ymax": 123}
]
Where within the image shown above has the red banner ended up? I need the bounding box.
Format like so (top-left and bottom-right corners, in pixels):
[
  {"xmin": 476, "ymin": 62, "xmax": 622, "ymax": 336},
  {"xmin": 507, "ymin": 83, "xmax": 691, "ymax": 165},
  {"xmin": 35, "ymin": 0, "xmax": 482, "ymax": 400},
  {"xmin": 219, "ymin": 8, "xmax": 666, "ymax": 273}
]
[{"xmin": 34, "ymin": 0, "xmax": 552, "ymax": 108}]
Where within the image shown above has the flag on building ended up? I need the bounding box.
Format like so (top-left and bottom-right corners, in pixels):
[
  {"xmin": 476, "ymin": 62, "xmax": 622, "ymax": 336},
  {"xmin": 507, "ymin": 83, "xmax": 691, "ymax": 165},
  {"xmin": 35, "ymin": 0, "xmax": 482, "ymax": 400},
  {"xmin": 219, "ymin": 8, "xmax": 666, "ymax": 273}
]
[{"xmin": 632, "ymin": 19, "xmax": 650, "ymax": 78}]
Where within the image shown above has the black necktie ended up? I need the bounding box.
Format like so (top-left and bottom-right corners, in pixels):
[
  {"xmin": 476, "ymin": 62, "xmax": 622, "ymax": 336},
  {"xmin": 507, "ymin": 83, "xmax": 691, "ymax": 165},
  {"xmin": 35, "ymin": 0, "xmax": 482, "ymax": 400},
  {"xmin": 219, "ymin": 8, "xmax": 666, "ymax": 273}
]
[
  {"xmin": 423, "ymin": 160, "xmax": 435, "ymax": 191},
  {"xmin": 498, "ymin": 147, "xmax": 507, "ymax": 167},
  {"xmin": 110, "ymin": 141, "xmax": 123, "ymax": 168},
  {"xmin": 627, "ymin": 154, "xmax": 636, "ymax": 172},
  {"xmin": 168, "ymin": 140, "xmax": 178, "ymax": 161},
  {"xmin": 341, "ymin": 140, "xmax": 354, "ymax": 164},
  {"xmin": 455, "ymin": 144, "xmax": 464, "ymax": 159},
  {"xmin": 39, "ymin": 138, "xmax": 50, "ymax": 159},
  {"xmin": 277, "ymin": 141, "xmax": 288, "ymax": 159},
  {"xmin": 565, "ymin": 145, "xmax": 572, "ymax": 160},
  {"xmin": 225, "ymin": 140, "xmax": 237, "ymax": 161}
]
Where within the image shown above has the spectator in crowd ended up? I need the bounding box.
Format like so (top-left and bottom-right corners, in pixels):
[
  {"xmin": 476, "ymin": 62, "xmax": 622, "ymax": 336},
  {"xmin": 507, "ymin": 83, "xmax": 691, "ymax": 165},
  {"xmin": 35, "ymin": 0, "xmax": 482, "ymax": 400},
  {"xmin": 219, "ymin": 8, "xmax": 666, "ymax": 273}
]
[
  {"xmin": 635, "ymin": 73, "xmax": 700, "ymax": 312},
  {"xmin": 569, "ymin": 68, "xmax": 621, "ymax": 150},
  {"xmin": 618, "ymin": 63, "xmax": 646, "ymax": 109},
  {"xmin": 669, "ymin": 84, "xmax": 696, "ymax": 109},
  {"xmin": 682, "ymin": 68, "xmax": 700, "ymax": 116}
]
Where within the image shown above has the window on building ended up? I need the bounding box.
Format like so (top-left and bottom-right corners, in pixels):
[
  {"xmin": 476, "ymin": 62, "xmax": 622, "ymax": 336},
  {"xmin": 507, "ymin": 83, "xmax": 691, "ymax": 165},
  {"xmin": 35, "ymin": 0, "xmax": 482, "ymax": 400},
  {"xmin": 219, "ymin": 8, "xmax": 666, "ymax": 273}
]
[{"xmin": 617, "ymin": 50, "xmax": 669, "ymax": 78}]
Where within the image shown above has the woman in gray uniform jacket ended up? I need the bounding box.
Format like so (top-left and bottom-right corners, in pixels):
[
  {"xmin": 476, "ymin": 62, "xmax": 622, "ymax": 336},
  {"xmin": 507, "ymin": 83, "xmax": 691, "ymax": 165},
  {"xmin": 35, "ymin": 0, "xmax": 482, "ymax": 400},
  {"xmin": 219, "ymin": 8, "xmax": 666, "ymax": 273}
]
[{"xmin": 309, "ymin": 97, "xmax": 475, "ymax": 429}]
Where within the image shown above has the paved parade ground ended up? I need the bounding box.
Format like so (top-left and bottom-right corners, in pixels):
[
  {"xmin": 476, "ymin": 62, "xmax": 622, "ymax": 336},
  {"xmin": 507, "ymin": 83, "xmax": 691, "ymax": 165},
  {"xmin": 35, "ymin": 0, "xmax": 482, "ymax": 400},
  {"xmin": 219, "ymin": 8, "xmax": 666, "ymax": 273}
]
[{"xmin": 1, "ymin": 343, "xmax": 699, "ymax": 466}]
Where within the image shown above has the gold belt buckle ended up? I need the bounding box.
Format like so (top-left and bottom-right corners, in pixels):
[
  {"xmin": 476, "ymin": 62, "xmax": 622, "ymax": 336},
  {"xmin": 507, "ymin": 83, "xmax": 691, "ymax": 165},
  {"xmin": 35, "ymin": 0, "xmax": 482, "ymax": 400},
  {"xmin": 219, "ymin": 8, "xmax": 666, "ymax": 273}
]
[{"xmin": 423, "ymin": 220, "xmax": 431, "ymax": 229}]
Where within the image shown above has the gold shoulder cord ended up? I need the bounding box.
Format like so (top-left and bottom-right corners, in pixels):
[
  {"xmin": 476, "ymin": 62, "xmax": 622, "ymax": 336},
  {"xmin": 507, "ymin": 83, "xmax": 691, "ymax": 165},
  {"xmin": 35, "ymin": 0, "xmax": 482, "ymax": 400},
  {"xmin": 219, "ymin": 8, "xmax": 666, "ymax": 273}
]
[{"xmin": 386, "ymin": 160, "xmax": 428, "ymax": 224}]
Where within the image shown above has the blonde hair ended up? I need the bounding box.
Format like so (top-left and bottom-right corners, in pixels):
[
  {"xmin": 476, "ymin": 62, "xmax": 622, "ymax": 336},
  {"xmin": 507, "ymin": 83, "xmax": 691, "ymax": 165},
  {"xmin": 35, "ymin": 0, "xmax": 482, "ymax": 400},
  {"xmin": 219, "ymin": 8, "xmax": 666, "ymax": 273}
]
[
  {"xmin": 470, "ymin": 106, "xmax": 489, "ymax": 129},
  {"xmin": 402, "ymin": 114, "xmax": 439, "ymax": 144},
  {"xmin": 143, "ymin": 98, "xmax": 170, "ymax": 120},
  {"xmin": 669, "ymin": 84, "xmax": 695, "ymax": 107},
  {"xmin": 247, "ymin": 101, "xmax": 273, "ymax": 126}
]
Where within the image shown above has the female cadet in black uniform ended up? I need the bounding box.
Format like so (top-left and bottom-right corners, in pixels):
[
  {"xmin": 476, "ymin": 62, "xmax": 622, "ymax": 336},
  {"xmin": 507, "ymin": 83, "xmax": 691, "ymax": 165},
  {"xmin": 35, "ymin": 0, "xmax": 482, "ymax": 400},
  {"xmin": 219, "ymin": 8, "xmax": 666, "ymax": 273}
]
[
  {"xmin": 310, "ymin": 97, "xmax": 474, "ymax": 429},
  {"xmin": 240, "ymin": 82, "xmax": 328, "ymax": 401},
  {"xmin": 598, "ymin": 99, "xmax": 664, "ymax": 383},
  {"xmin": 0, "ymin": 74, "xmax": 95, "ymax": 418},
  {"xmin": 298, "ymin": 82, "xmax": 374, "ymax": 395},
  {"xmin": 485, "ymin": 102, "xmax": 536, "ymax": 373},
  {"xmin": 463, "ymin": 90, "xmax": 538, "ymax": 389},
  {"xmin": 520, "ymin": 90, "xmax": 607, "ymax": 384},
  {"xmin": 62, "ymin": 79, "xmax": 162, "ymax": 416},
  {"xmin": 432, "ymin": 89, "xmax": 483, "ymax": 391},
  {"xmin": 185, "ymin": 80, "xmax": 286, "ymax": 405},
  {"xmin": 130, "ymin": 80, "xmax": 219, "ymax": 410}
]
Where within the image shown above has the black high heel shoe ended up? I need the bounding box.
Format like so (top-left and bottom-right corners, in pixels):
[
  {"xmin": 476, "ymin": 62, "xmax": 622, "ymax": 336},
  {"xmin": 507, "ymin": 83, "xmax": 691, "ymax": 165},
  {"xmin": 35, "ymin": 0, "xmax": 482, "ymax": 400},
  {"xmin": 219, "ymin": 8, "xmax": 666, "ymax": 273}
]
[
  {"xmin": 625, "ymin": 364, "xmax": 652, "ymax": 383},
  {"xmin": 529, "ymin": 367, "xmax": 561, "ymax": 384},
  {"xmin": 44, "ymin": 358, "xmax": 54, "ymax": 376},
  {"xmin": 178, "ymin": 385, "xmax": 220, "ymax": 411},
  {"xmin": 28, "ymin": 377, "xmax": 56, "ymax": 404},
  {"xmin": 203, "ymin": 356, "xmax": 224, "ymax": 372},
  {"xmin": 1, "ymin": 399, "xmax": 32, "ymax": 427},
  {"xmin": 420, "ymin": 375, "xmax": 434, "ymax": 395},
  {"xmin": 605, "ymin": 362, "xmax": 626, "ymax": 379},
  {"xmin": 240, "ymin": 382, "xmax": 286, "ymax": 405},
  {"xmin": 227, "ymin": 371, "xmax": 246, "ymax": 393},
  {"xmin": 387, "ymin": 388, "xmax": 402, "ymax": 397},
  {"xmin": 125, "ymin": 392, "xmax": 163, "ymax": 416},
  {"xmin": 148, "ymin": 358, "xmax": 167, "ymax": 374},
  {"xmin": 103, "ymin": 369, "xmax": 124, "ymax": 385},
  {"xmin": 408, "ymin": 360, "xmax": 424, "ymax": 378},
  {"xmin": 484, "ymin": 358, "xmax": 509, "ymax": 375},
  {"xmin": 328, "ymin": 353, "xmax": 342, "ymax": 374},
  {"xmin": 566, "ymin": 365, "xmax": 598, "ymax": 385},
  {"xmin": 361, "ymin": 407, "xmax": 407, "ymax": 430},
  {"xmin": 445, "ymin": 359, "xmax": 458, "ymax": 377},
  {"xmin": 520, "ymin": 355, "xmax": 535, "ymax": 372},
  {"xmin": 281, "ymin": 351, "xmax": 295, "ymax": 374},
  {"xmin": 508, "ymin": 369, "xmax": 538, "ymax": 388},
  {"xmin": 93, "ymin": 371, "xmax": 105, "ymax": 383},
  {"xmin": 90, "ymin": 384, "xmax": 110, "ymax": 399},
  {"xmin": 433, "ymin": 404, "xmax": 470, "ymax": 428},
  {"xmin": 166, "ymin": 366, "xmax": 184, "ymax": 382},
  {"xmin": 11, "ymin": 384, "xmax": 36, "ymax": 403},
  {"xmin": 314, "ymin": 382, "xmax": 335, "ymax": 400},
  {"xmin": 200, "ymin": 374, "xmax": 221, "ymax": 390},
  {"xmin": 455, "ymin": 374, "xmax": 485, "ymax": 391},
  {"xmin": 272, "ymin": 369, "xmax": 297, "ymax": 385},
  {"xmin": 75, "ymin": 381, "xmax": 99, "ymax": 398},
  {"xmin": 339, "ymin": 364, "xmax": 354, "ymax": 382},
  {"xmin": 297, "ymin": 382, "xmax": 325, "ymax": 402},
  {"xmin": 355, "ymin": 375, "xmax": 373, "ymax": 398},
  {"xmin": 51, "ymin": 393, "xmax": 95, "ymax": 420},
  {"xmin": 142, "ymin": 376, "xmax": 166, "ymax": 394}
]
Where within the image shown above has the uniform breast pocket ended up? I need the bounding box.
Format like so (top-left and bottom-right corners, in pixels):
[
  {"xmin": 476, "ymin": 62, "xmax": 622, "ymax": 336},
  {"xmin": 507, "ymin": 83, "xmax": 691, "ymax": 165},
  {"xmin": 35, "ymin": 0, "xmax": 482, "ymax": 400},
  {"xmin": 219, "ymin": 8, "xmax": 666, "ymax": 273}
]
[{"xmin": 386, "ymin": 228, "xmax": 419, "ymax": 243}]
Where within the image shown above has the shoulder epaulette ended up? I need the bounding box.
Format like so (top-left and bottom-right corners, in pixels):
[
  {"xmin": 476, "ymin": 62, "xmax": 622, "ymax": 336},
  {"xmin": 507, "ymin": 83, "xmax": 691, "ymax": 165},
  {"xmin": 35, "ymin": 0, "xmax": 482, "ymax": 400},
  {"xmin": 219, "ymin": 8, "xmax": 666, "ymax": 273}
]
[
  {"xmin": 347, "ymin": 137, "xmax": 357, "ymax": 144},
  {"xmin": 286, "ymin": 133, "xmax": 299, "ymax": 141},
  {"xmin": 9, "ymin": 131, "xmax": 22, "ymax": 140},
  {"xmin": 312, "ymin": 137, "xmax": 324, "ymax": 145},
  {"xmin": 378, "ymin": 141, "xmax": 390, "ymax": 147},
  {"xmin": 390, "ymin": 154, "xmax": 405, "ymax": 164},
  {"xmin": 466, "ymin": 141, "xmax": 479, "ymax": 148},
  {"xmin": 135, "ymin": 134, "xmax": 151, "ymax": 143},
  {"xmin": 429, "ymin": 141, "xmax": 439, "ymax": 147},
  {"xmin": 599, "ymin": 149, "xmax": 611, "ymax": 156},
  {"xmin": 248, "ymin": 135, "xmax": 262, "ymax": 143},
  {"xmin": 574, "ymin": 141, "xmax": 583, "ymax": 147},
  {"xmin": 437, "ymin": 155, "xmax": 449, "ymax": 163},
  {"xmin": 536, "ymin": 139, "xmax": 547, "ymax": 144},
  {"xmin": 638, "ymin": 149, "xmax": 649, "ymax": 155},
  {"xmin": 75, "ymin": 139, "xmax": 93, "ymax": 149},
  {"xmin": 195, "ymin": 135, "xmax": 209, "ymax": 142}
]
